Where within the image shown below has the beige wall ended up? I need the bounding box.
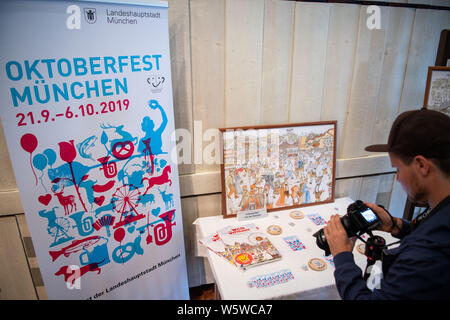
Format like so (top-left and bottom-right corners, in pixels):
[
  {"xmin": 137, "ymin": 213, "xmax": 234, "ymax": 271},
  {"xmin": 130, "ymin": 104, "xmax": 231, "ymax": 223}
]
[{"xmin": 1, "ymin": 0, "xmax": 449, "ymax": 298}]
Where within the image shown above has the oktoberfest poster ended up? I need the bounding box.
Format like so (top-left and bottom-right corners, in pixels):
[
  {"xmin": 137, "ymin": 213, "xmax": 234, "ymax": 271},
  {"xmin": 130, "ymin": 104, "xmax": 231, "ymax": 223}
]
[{"xmin": 0, "ymin": 0, "xmax": 189, "ymax": 299}]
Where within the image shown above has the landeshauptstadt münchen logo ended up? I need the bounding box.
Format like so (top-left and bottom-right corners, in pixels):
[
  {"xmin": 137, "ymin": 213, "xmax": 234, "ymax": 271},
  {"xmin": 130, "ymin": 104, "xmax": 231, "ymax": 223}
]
[{"xmin": 84, "ymin": 8, "xmax": 97, "ymax": 24}]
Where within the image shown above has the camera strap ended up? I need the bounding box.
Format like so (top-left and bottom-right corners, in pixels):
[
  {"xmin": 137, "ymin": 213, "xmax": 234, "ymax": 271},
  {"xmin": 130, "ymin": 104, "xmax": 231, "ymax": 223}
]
[{"xmin": 411, "ymin": 206, "xmax": 432, "ymax": 231}]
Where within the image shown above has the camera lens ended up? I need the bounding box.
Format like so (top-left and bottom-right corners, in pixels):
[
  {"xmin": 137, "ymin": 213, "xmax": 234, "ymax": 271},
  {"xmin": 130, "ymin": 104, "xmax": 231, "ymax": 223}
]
[
  {"xmin": 313, "ymin": 229, "xmax": 331, "ymax": 256},
  {"xmin": 341, "ymin": 215, "xmax": 358, "ymax": 238}
]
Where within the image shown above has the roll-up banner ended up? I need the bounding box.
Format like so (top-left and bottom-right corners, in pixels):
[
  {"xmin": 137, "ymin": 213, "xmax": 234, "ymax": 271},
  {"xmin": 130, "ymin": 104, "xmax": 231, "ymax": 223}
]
[{"xmin": 0, "ymin": 0, "xmax": 189, "ymax": 299}]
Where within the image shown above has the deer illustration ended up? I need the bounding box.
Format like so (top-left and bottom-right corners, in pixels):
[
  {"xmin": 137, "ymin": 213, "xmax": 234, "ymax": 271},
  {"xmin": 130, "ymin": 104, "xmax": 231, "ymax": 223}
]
[
  {"xmin": 141, "ymin": 165, "xmax": 172, "ymax": 195},
  {"xmin": 51, "ymin": 185, "xmax": 77, "ymax": 216},
  {"xmin": 158, "ymin": 186, "xmax": 174, "ymax": 210}
]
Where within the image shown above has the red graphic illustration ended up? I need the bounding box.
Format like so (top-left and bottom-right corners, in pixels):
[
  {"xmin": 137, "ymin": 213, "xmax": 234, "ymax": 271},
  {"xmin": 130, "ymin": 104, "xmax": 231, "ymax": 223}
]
[
  {"xmin": 112, "ymin": 141, "xmax": 134, "ymax": 160},
  {"xmin": 20, "ymin": 133, "xmax": 38, "ymax": 185},
  {"xmin": 92, "ymin": 180, "xmax": 115, "ymax": 193},
  {"xmin": 94, "ymin": 196, "xmax": 105, "ymax": 206},
  {"xmin": 58, "ymin": 140, "xmax": 88, "ymax": 212},
  {"xmin": 38, "ymin": 194, "xmax": 52, "ymax": 206},
  {"xmin": 141, "ymin": 165, "xmax": 172, "ymax": 195},
  {"xmin": 97, "ymin": 156, "xmax": 117, "ymax": 178},
  {"xmin": 55, "ymin": 263, "xmax": 101, "ymax": 285},
  {"xmin": 49, "ymin": 236, "xmax": 101, "ymax": 261},
  {"xmin": 112, "ymin": 185, "xmax": 145, "ymax": 228},
  {"xmin": 153, "ymin": 209, "xmax": 176, "ymax": 246},
  {"xmin": 93, "ymin": 215, "xmax": 115, "ymax": 237},
  {"xmin": 51, "ymin": 185, "xmax": 76, "ymax": 216}
]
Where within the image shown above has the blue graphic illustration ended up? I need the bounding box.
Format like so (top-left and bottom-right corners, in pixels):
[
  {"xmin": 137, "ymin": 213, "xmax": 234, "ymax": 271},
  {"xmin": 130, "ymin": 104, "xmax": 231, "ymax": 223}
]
[
  {"xmin": 26, "ymin": 99, "xmax": 178, "ymax": 285},
  {"xmin": 39, "ymin": 207, "xmax": 75, "ymax": 247},
  {"xmin": 138, "ymin": 100, "xmax": 167, "ymax": 155}
]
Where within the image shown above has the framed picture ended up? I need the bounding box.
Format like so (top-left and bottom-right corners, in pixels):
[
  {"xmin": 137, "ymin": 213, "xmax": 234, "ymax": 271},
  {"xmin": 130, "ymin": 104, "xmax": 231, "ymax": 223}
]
[
  {"xmin": 219, "ymin": 121, "xmax": 337, "ymax": 218},
  {"xmin": 423, "ymin": 66, "xmax": 450, "ymax": 116}
]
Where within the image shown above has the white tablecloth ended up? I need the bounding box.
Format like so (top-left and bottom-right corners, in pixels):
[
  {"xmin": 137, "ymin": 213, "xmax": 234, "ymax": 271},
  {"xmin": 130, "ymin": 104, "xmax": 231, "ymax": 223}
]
[{"xmin": 193, "ymin": 197, "xmax": 398, "ymax": 300}]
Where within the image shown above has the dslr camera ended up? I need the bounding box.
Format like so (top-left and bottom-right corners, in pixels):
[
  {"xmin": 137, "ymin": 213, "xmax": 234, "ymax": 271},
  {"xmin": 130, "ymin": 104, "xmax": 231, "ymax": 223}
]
[{"xmin": 313, "ymin": 200, "xmax": 382, "ymax": 256}]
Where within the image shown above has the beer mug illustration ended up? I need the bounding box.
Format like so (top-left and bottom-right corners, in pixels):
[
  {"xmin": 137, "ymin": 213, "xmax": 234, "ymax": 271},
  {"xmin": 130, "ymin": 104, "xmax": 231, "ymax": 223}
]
[{"xmin": 79, "ymin": 237, "xmax": 110, "ymax": 267}]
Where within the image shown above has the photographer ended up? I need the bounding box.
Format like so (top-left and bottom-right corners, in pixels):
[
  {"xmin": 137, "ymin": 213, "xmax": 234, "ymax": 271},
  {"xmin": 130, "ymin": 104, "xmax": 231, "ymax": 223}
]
[{"xmin": 324, "ymin": 109, "xmax": 450, "ymax": 299}]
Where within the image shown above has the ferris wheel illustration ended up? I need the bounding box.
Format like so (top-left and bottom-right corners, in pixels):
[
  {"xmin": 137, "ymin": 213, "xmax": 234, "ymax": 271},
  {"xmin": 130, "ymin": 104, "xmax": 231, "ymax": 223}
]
[
  {"xmin": 111, "ymin": 185, "xmax": 145, "ymax": 228},
  {"xmin": 48, "ymin": 217, "xmax": 73, "ymax": 247}
]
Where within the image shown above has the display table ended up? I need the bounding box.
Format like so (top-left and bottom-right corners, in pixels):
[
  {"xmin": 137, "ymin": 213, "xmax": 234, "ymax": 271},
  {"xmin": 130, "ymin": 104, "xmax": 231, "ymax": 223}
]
[{"xmin": 193, "ymin": 197, "xmax": 398, "ymax": 300}]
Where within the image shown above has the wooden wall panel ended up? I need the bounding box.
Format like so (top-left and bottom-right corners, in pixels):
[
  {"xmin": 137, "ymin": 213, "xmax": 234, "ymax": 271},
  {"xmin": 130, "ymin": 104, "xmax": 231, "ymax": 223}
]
[
  {"xmin": 260, "ymin": 0, "xmax": 295, "ymax": 125},
  {"xmin": 289, "ymin": 3, "xmax": 330, "ymax": 123},
  {"xmin": 320, "ymin": 4, "xmax": 359, "ymax": 155},
  {"xmin": 399, "ymin": 9, "xmax": 450, "ymax": 113},
  {"xmin": 168, "ymin": 0, "xmax": 195, "ymax": 175},
  {"xmin": 16, "ymin": 214, "xmax": 47, "ymax": 300},
  {"xmin": 340, "ymin": 5, "xmax": 389, "ymax": 159},
  {"xmin": 0, "ymin": 216, "xmax": 36, "ymax": 299},
  {"xmin": 370, "ymin": 7, "xmax": 415, "ymax": 146},
  {"xmin": 190, "ymin": 0, "xmax": 225, "ymax": 173},
  {"xmin": 224, "ymin": 0, "xmax": 265, "ymax": 127}
]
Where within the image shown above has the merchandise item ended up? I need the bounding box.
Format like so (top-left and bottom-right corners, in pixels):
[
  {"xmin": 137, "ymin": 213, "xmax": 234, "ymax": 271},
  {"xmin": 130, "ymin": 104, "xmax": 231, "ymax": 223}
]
[
  {"xmin": 356, "ymin": 243, "xmax": 366, "ymax": 255},
  {"xmin": 283, "ymin": 235, "xmax": 306, "ymax": 251},
  {"xmin": 218, "ymin": 224, "xmax": 282, "ymax": 269},
  {"xmin": 307, "ymin": 213, "xmax": 327, "ymax": 226},
  {"xmin": 290, "ymin": 210, "xmax": 305, "ymax": 219},
  {"xmin": 308, "ymin": 258, "xmax": 327, "ymax": 271},
  {"xmin": 199, "ymin": 232, "xmax": 236, "ymax": 267},
  {"xmin": 247, "ymin": 269, "xmax": 294, "ymax": 288},
  {"xmin": 266, "ymin": 225, "xmax": 283, "ymax": 235}
]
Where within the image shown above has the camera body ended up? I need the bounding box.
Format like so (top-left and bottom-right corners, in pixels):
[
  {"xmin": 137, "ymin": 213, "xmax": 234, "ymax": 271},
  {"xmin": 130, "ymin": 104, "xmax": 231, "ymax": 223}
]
[{"xmin": 313, "ymin": 200, "xmax": 382, "ymax": 256}]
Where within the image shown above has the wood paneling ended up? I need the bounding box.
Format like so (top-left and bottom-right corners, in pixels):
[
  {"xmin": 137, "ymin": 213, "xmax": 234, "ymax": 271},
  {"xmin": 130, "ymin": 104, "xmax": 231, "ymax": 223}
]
[
  {"xmin": 260, "ymin": 0, "xmax": 295, "ymax": 125},
  {"xmin": 0, "ymin": 216, "xmax": 36, "ymax": 299},
  {"xmin": 224, "ymin": 0, "xmax": 265, "ymax": 127},
  {"xmin": 289, "ymin": 3, "xmax": 330, "ymax": 123}
]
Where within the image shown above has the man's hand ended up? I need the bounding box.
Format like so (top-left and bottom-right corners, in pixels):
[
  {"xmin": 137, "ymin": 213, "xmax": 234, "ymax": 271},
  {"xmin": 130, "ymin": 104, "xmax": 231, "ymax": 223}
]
[
  {"xmin": 365, "ymin": 202, "xmax": 402, "ymax": 235},
  {"xmin": 323, "ymin": 214, "xmax": 356, "ymax": 256}
]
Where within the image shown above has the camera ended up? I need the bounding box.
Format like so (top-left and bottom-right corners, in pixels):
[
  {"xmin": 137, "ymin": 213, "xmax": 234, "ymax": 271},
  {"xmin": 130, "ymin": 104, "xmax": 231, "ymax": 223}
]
[{"xmin": 313, "ymin": 200, "xmax": 382, "ymax": 256}]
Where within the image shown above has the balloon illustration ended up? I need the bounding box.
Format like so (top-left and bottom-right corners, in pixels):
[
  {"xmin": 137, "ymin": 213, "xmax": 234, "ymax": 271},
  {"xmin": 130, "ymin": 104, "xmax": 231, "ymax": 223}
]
[
  {"xmin": 33, "ymin": 154, "xmax": 47, "ymax": 171},
  {"xmin": 114, "ymin": 228, "xmax": 125, "ymax": 242},
  {"xmin": 20, "ymin": 133, "xmax": 38, "ymax": 185},
  {"xmin": 43, "ymin": 148, "xmax": 56, "ymax": 167},
  {"xmin": 20, "ymin": 133, "xmax": 37, "ymax": 153},
  {"xmin": 33, "ymin": 154, "xmax": 48, "ymax": 192}
]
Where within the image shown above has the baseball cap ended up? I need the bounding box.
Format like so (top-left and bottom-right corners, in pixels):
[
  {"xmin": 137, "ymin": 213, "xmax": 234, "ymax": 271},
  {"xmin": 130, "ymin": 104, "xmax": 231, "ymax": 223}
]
[{"xmin": 365, "ymin": 108, "xmax": 450, "ymax": 158}]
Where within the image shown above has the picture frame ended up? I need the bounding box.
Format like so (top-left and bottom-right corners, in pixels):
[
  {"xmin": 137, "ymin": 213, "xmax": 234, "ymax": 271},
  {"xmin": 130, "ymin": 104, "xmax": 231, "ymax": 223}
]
[
  {"xmin": 423, "ymin": 66, "xmax": 450, "ymax": 116},
  {"xmin": 219, "ymin": 121, "xmax": 337, "ymax": 218}
]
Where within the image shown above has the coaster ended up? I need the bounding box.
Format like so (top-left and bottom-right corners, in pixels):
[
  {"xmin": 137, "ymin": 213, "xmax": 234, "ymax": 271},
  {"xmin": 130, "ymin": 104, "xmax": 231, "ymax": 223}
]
[
  {"xmin": 290, "ymin": 210, "xmax": 304, "ymax": 219},
  {"xmin": 266, "ymin": 225, "xmax": 282, "ymax": 235},
  {"xmin": 308, "ymin": 258, "xmax": 327, "ymax": 271},
  {"xmin": 283, "ymin": 235, "xmax": 306, "ymax": 251},
  {"xmin": 356, "ymin": 243, "xmax": 366, "ymax": 255}
]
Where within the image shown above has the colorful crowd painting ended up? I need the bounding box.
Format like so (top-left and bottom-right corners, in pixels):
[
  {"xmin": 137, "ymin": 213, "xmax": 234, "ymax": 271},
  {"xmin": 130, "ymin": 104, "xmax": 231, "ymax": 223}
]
[
  {"xmin": 223, "ymin": 123, "xmax": 335, "ymax": 216},
  {"xmin": 19, "ymin": 99, "xmax": 177, "ymax": 286}
]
